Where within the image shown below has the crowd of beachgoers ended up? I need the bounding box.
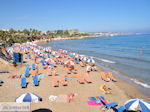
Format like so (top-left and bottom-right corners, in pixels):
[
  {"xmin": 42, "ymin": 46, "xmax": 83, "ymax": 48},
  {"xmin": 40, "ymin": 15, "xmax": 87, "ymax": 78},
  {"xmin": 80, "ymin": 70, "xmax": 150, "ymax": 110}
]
[{"xmin": 0, "ymin": 41, "xmax": 150, "ymax": 112}]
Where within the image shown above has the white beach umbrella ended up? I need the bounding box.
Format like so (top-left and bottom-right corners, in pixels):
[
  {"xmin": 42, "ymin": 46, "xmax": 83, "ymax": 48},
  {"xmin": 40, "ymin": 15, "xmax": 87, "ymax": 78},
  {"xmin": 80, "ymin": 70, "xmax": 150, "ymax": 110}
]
[
  {"xmin": 15, "ymin": 93, "xmax": 42, "ymax": 103},
  {"xmin": 87, "ymin": 59, "xmax": 95, "ymax": 63},
  {"xmin": 125, "ymin": 98, "xmax": 150, "ymax": 112}
]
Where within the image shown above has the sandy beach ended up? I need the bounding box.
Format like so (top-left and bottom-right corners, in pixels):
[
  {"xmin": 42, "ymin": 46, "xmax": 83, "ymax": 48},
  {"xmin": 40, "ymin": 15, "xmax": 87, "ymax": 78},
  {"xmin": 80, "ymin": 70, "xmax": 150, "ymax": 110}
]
[{"xmin": 0, "ymin": 45, "xmax": 150, "ymax": 112}]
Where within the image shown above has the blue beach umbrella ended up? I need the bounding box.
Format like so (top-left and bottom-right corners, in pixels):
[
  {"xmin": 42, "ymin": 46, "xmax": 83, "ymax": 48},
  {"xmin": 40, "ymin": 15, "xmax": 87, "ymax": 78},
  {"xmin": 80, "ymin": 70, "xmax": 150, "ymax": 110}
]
[
  {"xmin": 87, "ymin": 59, "xmax": 95, "ymax": 63},
  {"xmin": 125, "ymin": 98, "xmax": 150, "ymax": 112},
  {"xmin": 81, "ymin": 57, "xmax": 88, "ymax": 61},
  {"xmin": 15, "ymin": 93, "xmax": 42, "ymax": 103}
]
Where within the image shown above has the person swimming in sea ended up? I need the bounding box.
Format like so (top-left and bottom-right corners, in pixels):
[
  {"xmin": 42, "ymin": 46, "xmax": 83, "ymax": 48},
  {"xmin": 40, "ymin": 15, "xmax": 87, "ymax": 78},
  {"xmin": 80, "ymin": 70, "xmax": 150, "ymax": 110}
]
[{"xmin": 139, "ymin": 44, "xmax": 144, "ymax": 57}]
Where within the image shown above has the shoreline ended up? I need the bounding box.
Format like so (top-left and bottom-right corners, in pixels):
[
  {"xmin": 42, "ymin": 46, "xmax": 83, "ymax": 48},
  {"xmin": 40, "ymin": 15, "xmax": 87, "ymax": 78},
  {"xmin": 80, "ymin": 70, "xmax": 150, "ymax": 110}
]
[
  {"xmin": 38, "ymin": 38, "xmax": 150, "ymax": 100},
  {"xmin": 34, "ymin": 33, "xmax": 136, "ymax": 45},
  {"xmin": 0, "ymin": 35, "xmax": 150, "ymax": 112}
]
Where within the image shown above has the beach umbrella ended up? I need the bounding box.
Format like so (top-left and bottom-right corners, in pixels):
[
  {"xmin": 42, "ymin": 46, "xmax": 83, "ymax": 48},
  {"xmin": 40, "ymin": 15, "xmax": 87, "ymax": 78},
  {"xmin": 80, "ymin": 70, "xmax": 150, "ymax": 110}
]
[
  {"xmin": 81, "ymin": 57, "xmax": 88, "ymax": 61},
  {"xmin": 75, "ymin": 54, "xmax": 81, "ymax": 58},
  {"xmin": 63, "ymin": 50, "xmax": 68, "ymax": 54},
  {"xmin": 52, "ymin": 51, "xmax": 58, "ymax": 55},
  {"xmin": 15, "ymin": 93, "xmax": 42, "ymax": 103},
  {"xmin": 45, "ymin": 58, "xmax": 54, "ymax": 63},
  {"xmin": 72, "ymin": 53, "xmax": 76, "ymax": 56},
  {"xmin": 65, "ymin": 60, "xmax": 75, "ymax": 66},
  {"xmin": 87, "ymin": 59, "xmax": 95, "ymax": 63},
  {"xmin": 125, "ymin": 98, "xmax": 150, "ymax": 112},
  {"xmin": 59, "ymin": 49, "xmax": 63, "ymax": 53}
]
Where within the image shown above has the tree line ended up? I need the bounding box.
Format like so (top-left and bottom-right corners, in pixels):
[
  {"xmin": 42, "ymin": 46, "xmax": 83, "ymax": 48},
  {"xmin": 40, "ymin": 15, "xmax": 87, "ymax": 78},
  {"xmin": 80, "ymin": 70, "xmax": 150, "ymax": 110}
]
[{"xmin": 0, "ymin": 28, "xmax": 89, "ymax": 46}]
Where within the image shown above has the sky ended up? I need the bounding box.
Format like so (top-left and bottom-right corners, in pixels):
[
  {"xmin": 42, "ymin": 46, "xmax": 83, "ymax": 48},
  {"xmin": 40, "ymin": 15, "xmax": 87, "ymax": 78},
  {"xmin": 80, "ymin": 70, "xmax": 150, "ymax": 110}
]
[{"xmin": 0, "ymin": 0, "xmax": 150, "ymax": 33}]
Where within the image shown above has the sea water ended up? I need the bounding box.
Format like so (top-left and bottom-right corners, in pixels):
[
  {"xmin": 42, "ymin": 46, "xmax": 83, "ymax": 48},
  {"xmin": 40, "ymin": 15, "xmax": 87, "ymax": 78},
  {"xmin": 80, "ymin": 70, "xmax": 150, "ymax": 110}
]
[{"xmin": 42, "ymin": 34, "xmax": 150, "ymax": 96}]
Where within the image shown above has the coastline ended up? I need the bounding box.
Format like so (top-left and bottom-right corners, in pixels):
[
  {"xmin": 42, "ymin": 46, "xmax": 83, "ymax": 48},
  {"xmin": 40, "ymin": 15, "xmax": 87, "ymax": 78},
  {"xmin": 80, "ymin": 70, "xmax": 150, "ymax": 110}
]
[
  {"xmin": 34, "ymin": 33, "xmax": 147, "ymax": 45},
  {"xmin": 0, "ymin": 35, "xmax": 150, "ymax": 112},
  {"xmin": 0, "ymin": 47, "xmax": 150, "ymax": 112},
  {"xmin": 38, "ymin": 37, "xmax": 150, "ymax": 100}
]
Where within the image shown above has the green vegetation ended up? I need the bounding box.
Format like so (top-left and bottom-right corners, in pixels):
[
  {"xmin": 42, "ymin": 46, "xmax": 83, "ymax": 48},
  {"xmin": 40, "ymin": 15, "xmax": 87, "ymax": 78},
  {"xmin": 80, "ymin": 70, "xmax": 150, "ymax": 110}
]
[{"xmin": 0, "ymin": 28, "xmax": 89, "ymax": 46}]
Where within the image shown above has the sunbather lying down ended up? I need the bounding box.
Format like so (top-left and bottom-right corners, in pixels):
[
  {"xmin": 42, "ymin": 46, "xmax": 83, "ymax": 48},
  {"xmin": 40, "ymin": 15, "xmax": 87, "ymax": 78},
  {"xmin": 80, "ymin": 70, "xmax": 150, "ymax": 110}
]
[
  {"xmin": 100, "ymin": 85, "xmax": 111, "ymax": 94},
  {"xmin": 91, "ymin": 64, "xmax": 97, "ymax": 71},
  {"xmin": 8, "ymin": 75, "xmax": 22, "ymax": 79}
]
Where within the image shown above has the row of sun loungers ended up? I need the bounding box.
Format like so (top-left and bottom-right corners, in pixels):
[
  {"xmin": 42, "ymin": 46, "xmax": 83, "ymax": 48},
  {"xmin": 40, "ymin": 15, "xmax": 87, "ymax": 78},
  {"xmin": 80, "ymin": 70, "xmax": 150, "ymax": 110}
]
[
  {"xmin": 100, "ymin": 72, "xmax": 117, "ymax": 82},
  {"xmin": 77, "ymin": 73, "xmax": 92, "ymax": 84},
  {"xmin": 65, "ymin": 66, "xmax": 77, "ymax": 74},
  {"xmin": 52, "ymin": 75, "xmax": 67, "ymax": 87},
  {"xmin": 21, "ymin": 76, "xmax": 39, "ymax": 88},
  {"xmin": 52, "ymin": 73, "xmax": 92, "ymax": 87}
]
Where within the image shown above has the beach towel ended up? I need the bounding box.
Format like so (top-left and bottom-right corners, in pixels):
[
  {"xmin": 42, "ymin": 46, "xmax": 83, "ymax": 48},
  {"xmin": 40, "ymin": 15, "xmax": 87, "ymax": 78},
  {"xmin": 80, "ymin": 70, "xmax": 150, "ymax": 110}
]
[
  {"xmin": 55, "ymin": 95, "xmax": 67, "ymax": 103},
  {"xmin": 87, "ymin": 100, "xmax": 104, "ymax": 105},
  {"xmin": 48, "ymin": 95, "xmax": 57, "ymax": 102},
  {"xmin": 100, "ymin": 85, "xmax": 111, "ymax": 94},
  {"xmin": 8, "ymin": 75, "xmax": 22, "ymax": 79},
  {"xmin": 87, "ymin": 96, "xmax": 108, "ymax": 106}
]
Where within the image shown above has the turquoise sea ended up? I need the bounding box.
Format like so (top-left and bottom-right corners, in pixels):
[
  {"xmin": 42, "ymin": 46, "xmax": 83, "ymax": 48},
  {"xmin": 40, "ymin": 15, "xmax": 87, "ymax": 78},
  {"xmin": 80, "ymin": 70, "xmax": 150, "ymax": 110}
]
[{"xmin": 42, "ymin": 34, "xmax": 150, "ymax": 96}]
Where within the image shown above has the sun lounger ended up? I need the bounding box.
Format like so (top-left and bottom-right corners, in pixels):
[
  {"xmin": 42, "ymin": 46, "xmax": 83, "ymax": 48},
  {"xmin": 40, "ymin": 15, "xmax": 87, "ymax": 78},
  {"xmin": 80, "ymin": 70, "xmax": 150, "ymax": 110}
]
[
  {"xmin": 70, "ymin": 66, "xmax": 77, "ymax": 74},
  {"xmin": 31, "ymin": 70, "xmax": 36, "ymax": 77},
  {"xmin": 79, "ymin": 61, "xmax": 84, "ymax": 67},
  {"xmin": 21, "ymin": 77, "xmax": 27, "ymax": 88},
  {"xmin": 41, "ymin": 60, "xmax": 45, "ymax": 66},
  {"xmin": 105, "ymin": 102, "xmax": 118, "ymax": 109},
  {"xmin": 100, "ymin": 72, "xmax": 110, "ymax": 82},
  {"xmin": 25, "ymin": 64, "xmax": 30, "ymax": 77},
  {"xmin": 84, "ymin": 73, "xmax": 92, "ymax": 83},
  {"xmin": 28, "ymin": 54, "xmax": 31, "ymax": 59},
  {"xmin": 77, "ymin": 74, "xmax": 84, "ymax": 84},
  {"xmin": 71, "ymin": 69, "xmax": 77, "ymax": 74},
  {"xmin": 0, "ymin": 70, "xmax": 9, "ymax": 73},
  {"xmin": 74, "ymin": 59, "xmax": 79, "ymax": 64},
  {"xmin": 33, "ymin": 76, "xmax": 39, "ymax": 86},
  {"xmin": 35, "ymin": 65, "xmax": 39, "ymax": 75},
  {"xmin": 52, "ymin": 76, "xmax": 59, "ymax": 87},
  {"xmin": 53, "ymin": 68, "xmax": 58, "ymax": 75},
  {"xmin": 47, "ymin": 54, "xmax": 50, "ymax": 58},
  {"xmin": 32, "ymin": 64, "xmax": 36, "ymax": 70},
  {"xmin": 47, "ymin": 68, "xmax": 52, "ymax": 76},
  {"xmin": 100, "ymin": 98, "xmax": 118, "ymax": 111},
  {"xmin": 108, "ymin": 72, "xmax": 117, "ymax": 82},
  {"xmin": 112, "ymin": 106, "xmax": 126, "ymax": 112},
  {"xmin": 65, "ymin": 67, "xmax": 71, "ymax": 74},
  {"xmin": 25, "ymin": 69, "xmax": 30, "ymax": 77},
  {"xmin": 60, "ymin": 75, "xmax": 67, "ymax": 86},
  {"xmin": 26, "ymin": 64, "xmax": 30, "ymax": 69}
]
